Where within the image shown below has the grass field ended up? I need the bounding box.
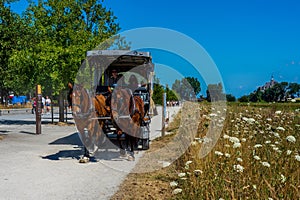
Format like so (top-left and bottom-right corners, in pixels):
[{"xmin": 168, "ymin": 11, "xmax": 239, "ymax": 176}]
[{"xmin": 112, "ymin": 102, "xmax": 300, "ymax": 200}]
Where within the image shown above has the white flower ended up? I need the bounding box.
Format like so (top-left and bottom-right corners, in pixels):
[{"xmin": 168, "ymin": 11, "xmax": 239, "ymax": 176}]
[
  {"xmin": 273, "ymin": 132, "xmax": 280, "ymax": 138},
  {"xmin": 229, "ymin": 137, "xmax": 240, "ymax": 143},
  {"xmin": 170, "ymin": 181, "xmax": 178, "ymax": 187},
  {"xmin": 203, "ymin": 137, "xmax": 212, "ymax": 144},
  {"xmin": 194, "ymin": 169, "xmax": 203, "ymax": 176},
  {"xmin": 233, "ymin": 142, "xmax": 241, "ymax": 148},
  {"xmin": 265, "ymin": 140, "xmax": 271, "ymax": 144},
  {"xmin": 223, "ymin": 134, "xmax": 230, "ymax": 139},
  {"xmin": 241, "ymin": 138, "xmax": 247, "ymax": 142},
  {"xmin": 247, "ymin": 118, "xmax": 256, "ymax": 123},
  {"xmin": 286, "ymin": 150, "xmax": 292, "ymax": 155},
  {"xmin": 286, "ymin": 135, "xmax": 296, "ymax": 143},
  {"xmin": 225, "ymin": 153, "xmax": 231, "ymax": 158},
  {"xmin": 266, "ymin": 118, "xmax": 272, "ymax": 122},
  {"xmin": 237, "ymin": 157, "xmax": 243, "ymax": 162},
  {"xmin": 178, "ymin": 173, "xmax": 186, "ymax": 178},
  {"xmin": 172, "ymin": 188, "xmax": 182, "ymax": 195},
  {"xmin": 280, "ymin": 174, "xmax": 286, "ymax": 183},
  {"xmin": 242, "ymin": 117, "xmax": 249, "ymax": 121},
  {"xmin": 275, "ymin": 110, "xmax": 282, "ymax": 115},
  {"xmin": 254, "ymin": 144, "xmax": 263, "ymax": 148},
  {"xmin": 185, "ymin": 161, "xmax": 192, "ymax": 166},
  {"xmin": 277, "ymin": 127, "xmax": 285, "ymax": 131},
  {"xmin": 261, "ymin": 162, "xmax": 271, "ymax": 168},
  {"xmin": 295, "ymin": 155, "xmax": 300, "ymax": 162},
  {"xmin": 253, "ymin": 184, "xmax": 257, "ymax": 190},
  {"xmin": 253, "ymin": 155, "xmax": 261, "ymax": 160},
  {"xmin": 233, "ymin": 164, "xmax": 244, "ymax": 172},
  {"xmin": 209, "ymin": 113, "xmax": 218, "ymax": 117},
  {"xmin": 215, "ymin": 151, "xmax": 223, "ymax": 156}
]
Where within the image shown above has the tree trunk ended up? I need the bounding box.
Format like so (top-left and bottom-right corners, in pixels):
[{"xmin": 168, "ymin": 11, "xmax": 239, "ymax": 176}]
[{"xmin": 58, "ymin": 91, "xmax": 65, "ymax": 122}]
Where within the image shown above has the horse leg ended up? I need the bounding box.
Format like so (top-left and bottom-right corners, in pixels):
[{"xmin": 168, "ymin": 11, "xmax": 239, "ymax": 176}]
[
  {"xmin": 117, "ymin": 131, "xmax": 126, "ymax": 157},
  {"xmin": 84, "ymin": 146, "xmax": 90, "ymax": 158},
  {"xmin": 79, "ymin": 146, "xmax": 90, "ymax": 163},
  {"xmin": 126, "ymin": 134, "xmax": 135, "ymax": 161}
]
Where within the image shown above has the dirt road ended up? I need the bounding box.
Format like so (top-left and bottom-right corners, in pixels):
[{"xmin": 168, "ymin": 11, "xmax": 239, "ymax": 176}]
[{"xmin": 0, "ymin": 106, "xmax": 180, "ymax": 200}]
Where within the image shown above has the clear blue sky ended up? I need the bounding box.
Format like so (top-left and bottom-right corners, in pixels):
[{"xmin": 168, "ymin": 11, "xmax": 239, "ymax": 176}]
[{"xmin": 11, "ymin": 0, "xmax": 300, "ymax": 97}]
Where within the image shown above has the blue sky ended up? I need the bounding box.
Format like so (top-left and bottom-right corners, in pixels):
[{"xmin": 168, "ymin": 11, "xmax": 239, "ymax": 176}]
[{"xmin": 11, "ymin": 0, "xmax": 300, "ymax": 97}]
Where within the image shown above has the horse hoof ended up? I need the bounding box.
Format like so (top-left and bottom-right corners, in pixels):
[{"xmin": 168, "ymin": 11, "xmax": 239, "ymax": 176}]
[
  {"xmin": 79, "ymin": 156, "xmax": 90, "ymax": 163},
  {"xmin": 119, "ymin": 150, "xmax": 127, "ymax": 158},
  {"xmin": 127, "ymin": 155, "xmax": 135, "ymax": 161}
]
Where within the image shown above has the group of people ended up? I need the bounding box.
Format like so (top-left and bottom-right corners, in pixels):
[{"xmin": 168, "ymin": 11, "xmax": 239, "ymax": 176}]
[
  {"xmin": 109, "ymin": 69, "xmax": 141, "ymax": 91},
  {"xmin": 31, "ymin": 96, "xmax": 51, "ymax": 114}
]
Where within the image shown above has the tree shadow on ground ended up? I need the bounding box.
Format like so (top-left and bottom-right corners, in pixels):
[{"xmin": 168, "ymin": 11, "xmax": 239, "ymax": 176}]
[{"xmin": 0, "ymin": 119, "xmax": 74, "ymax": 125}]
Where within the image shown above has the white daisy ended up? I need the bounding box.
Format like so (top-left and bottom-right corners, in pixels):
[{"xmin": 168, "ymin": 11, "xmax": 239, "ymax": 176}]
[
  {"xmin": 172, "ymin": 188, "xmax": 182, "ymax": 195},
  {"xmin": 277, "ymin": 127, "xmax": 285, "ymax": 131},
  {"xmin": 253, "ymin": 155, "xmax": 261, "ymax": 160},
  {"xmin": 170, "ymin": 181, "xmax": 178, "ymax": 187},
  {"xmin": 233, "ymin": 142, "xmax": 241, "ymax": 148},
  {"xmin": 215, "ymin": 151, "xmax": 223, "ymax": 156},
  {"xmin": 233, "ymin": 164, "xmax": 244, "ymax": 172},
  {"xmin": 261, "ymin": 162, "xmax": 271, "ymax": 168},
  {"xmin": 286, "ymin": 135, "xmax": 296, "ymax": 143}
]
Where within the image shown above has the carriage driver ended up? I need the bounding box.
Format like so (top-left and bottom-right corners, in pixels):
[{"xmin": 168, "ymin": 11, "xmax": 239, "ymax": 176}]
[{"xmin": 108, "ymin": 69, "xmax": 122, "ymax": 87}]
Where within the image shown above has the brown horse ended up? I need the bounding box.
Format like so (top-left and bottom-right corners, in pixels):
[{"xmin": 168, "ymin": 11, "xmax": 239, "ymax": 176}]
[
  {"xmin": 72, "ymin": 85, "xmax": 107, "ymax": 159},
  {"xmin": 111, "ymin": 87, "xmax": 145, "ymax": 160}
]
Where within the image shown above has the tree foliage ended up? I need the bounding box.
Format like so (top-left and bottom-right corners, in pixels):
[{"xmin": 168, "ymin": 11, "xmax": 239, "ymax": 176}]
[
  {"xmin": 0, "ymin": 1, "xmax": 27, "ymax": 101},
  {"xmin": 239, "ymin": 82, "xmax": 300, "ymax": 103},
  {"xmin": 171, "ymin": 76, "xmax": 200, "ymax": 100},
  {"xmin": 152, "ymin": 76, "xmax": 164, "ymax": 105},
  {"xmin": 206, "ymin": 83, "xmax": 226, "ymax": 102},
  {"xmin": 6, "ymin": 0, "xmax": 120, "ymax": 96}
]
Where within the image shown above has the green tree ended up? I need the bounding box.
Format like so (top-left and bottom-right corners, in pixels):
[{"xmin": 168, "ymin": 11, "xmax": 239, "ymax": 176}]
[
  {"xmin": 287, "ymin": 82, "xmax": 300, "ymax": 98},
  {"xmin": 186, "ymin": 77, "xmax": 201, "ymax": 96},
  {"xmin": 238, "ymin": 95, "xmax": 249, "ymax": 102},
  {"xmin": 249, "ymin": 89, "xmax": 263, "ymax": 102},
  {"xmin": 8, "ymin": 0, "xmax": 120, "ymax": 121},
  {"xmin": 171, "ymin": 77, "xmax": 200, "ymax": 100},
  {"xmin": 206, "ymin": 83, "xmax": 225, "ymax": 102},
  {"xmin": 226, "ymin": 94, "xmax": 236, "ymax": 102},
  {"xmin": 166, "ymin": 85, "xmax": 178, "ymax": 101},
  {"xmin": 152, "ymin": 76, "xmax": 164, "ymax": 105},
  {"xmin": 0, "ymin": 1, "xmax": 27, "ymax": 103}
]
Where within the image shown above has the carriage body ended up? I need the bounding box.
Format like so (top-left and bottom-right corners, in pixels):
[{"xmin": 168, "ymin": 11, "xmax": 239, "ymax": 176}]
[{"xmin": 75, "ymin": 50, "xmax": 154, "ymax": 150}]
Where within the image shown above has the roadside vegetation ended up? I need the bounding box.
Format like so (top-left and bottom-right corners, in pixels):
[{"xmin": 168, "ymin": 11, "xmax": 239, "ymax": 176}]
[{"xmin": 112, "ymin": 102, "xmax": 300, "ymax": 199}]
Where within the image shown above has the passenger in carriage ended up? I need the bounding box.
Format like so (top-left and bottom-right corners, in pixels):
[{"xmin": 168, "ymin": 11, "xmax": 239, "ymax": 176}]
[{"xmin": 128, "ymin": 74, "xmax": 139, "ymax": 91}]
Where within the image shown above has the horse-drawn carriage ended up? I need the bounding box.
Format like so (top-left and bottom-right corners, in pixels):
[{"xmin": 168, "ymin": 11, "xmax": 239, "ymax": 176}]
[{"xmin": 72, "ymin": 50, "xmax": 154, "ymax": 159}]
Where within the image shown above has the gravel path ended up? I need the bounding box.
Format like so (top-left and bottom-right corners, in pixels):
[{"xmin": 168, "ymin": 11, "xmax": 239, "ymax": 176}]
[{"xmin": 0, "ymin": 106, "xmax": 180, "ymax": 200}]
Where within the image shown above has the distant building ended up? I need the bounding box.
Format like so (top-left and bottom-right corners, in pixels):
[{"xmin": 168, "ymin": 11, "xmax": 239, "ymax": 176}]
[{"xmin": 258, "ymin": 75, "xmax": 278, "ymax": 92}]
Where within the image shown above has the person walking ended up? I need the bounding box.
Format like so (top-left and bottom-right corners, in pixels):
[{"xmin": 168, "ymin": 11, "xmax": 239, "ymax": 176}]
[{"xmin": 45, "ymin": 96, "xmax": 51, "ymax": 114}]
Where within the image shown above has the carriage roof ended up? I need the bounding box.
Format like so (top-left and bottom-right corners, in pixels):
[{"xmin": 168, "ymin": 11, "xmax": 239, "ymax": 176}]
[{"xmin": 86, "ymin": 50, "xmax": 154, "ymax": 73}]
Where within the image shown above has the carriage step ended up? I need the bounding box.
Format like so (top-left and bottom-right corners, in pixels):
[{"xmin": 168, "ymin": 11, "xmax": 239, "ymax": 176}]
[
  {"xmin": 91, "ymin": 115, "xmax": 131, "ymax": 120},
  {"xmin": 106, "ymin": 132, "xmax": 126, "ymax": 140}
]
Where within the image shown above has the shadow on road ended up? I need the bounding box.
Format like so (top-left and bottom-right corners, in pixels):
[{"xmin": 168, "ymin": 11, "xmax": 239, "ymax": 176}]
[
  {"xmin": 43, "ymin": 132, "xmax": 124, "ymax": 162},
  {"xmin": 19, "ymin": 131, "xmax": 36, "ymax": 135},
  {"xmin": 41, "ymin": 149, "xmax": 83, "ymax": 161},
  {"xmin": 49, "ymin": 132, "xmax": 82, "ymax": 146},
  {"xmin": 0, "ymin": 119, "xmax": 73, "ymax": 125}
]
